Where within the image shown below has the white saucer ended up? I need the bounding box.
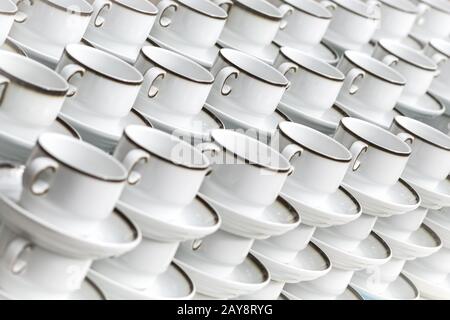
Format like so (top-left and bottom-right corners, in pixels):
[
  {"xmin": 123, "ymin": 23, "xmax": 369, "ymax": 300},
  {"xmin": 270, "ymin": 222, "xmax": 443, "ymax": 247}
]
[
  {"xmin": 251, "ymin": 241, "xmax": 331, "ymax": 283},
  {"xmin": 351, "ymin": 273, "xmax": 419, "ymax": 300},
  {"xmin": 82, "ymin": 31, "xmax": 140, "ymax": 64},
  {"xmin": 281, "ymin": 184, "xmax": 362, "ymax": 228},
  {"xmin": 174, "ymin": 252, "xmax": 270, "ymax": 299},
  {"xmin": 336, "ymin": 285, "xmax": 364, "ymax": 300},
  {"xmin": 397, "ymin": 93, "xmax": 446, "ymax": 119},
  {"xmin": 116, "ymin": 195, "xmax": 221, "ymax": 242},
  {"xmin": 88, "ymin": 263, "xmax": 195, "ymax": 300},
  {"xmin": 273, "ymin": 33, "xmax": 339, "ymax": 65},
  {"xmin": 404, "ymin": 176, "xmax": 450, "ymax": 209},
  {"xmin": 198, "ymin": 192, "xmax": 300, "ymax": 239},
  {"xmin": 217, "ymin": 27, "xmax": 279, "ymax": 64},
  {"xmin": 0, "ymin": 116, "xmax": 80, "ymax": 163},
  {"xmin": 0, "ymin": 164, "xmax": 141, "ymax": 259},
  {"xmin": 409, "ymin": 29, "xmax": 435, "ymax": 46},
  {"xmin": 342, "ymin": 175, "xmax": 421, "ymax": 217},
  {"xmin": 374, "ymin": 223, "xmax": 442, "ymax": 260},
  {"xmin": 139, "ymin": 105, "xmax": 224, "ymax": 145},
  {"xmin": 0, "ymin": 277, "xmax": 105, "ymax": 300},
  {"xmin": 0, "ymin": 38, "xmax": 27, "ymax": 56},
  {"xmin": 278, "ymin": 102, "xmax": 348, "ymax": 136},
  {"xmin": 60, "ymin": 106, "xmax": 151, "ymax": 153},
  {"xmin": 313, "ymin": 231, "xmax": 392, "ymax": 270},
  {"xmin": 148, "ymin": 33, "xmax": 219, "ymax": 69},
  {"xmin": 425, "ymin": 208, "xmax": 450, "ymax": 245},
  {"xmin": 282, "ymin": 284, "xmax": 363, "ymax": 300},
  {"xmin": 205, "ymin": 101, "xmax": 288, "ymax": 138},
  {"xmin": 403, "ymin": 269, "xmax": 450, "ymax": 299}
]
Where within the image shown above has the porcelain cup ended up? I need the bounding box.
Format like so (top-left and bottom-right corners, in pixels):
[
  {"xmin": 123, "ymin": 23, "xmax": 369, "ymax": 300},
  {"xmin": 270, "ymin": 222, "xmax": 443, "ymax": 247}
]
[
  {"xmin": 207, "ymin": 48, "xmax": 289, "ymax": 118},
  {"xmin": 373, "ymin": 0, "xmax": 418, "ymax": 40},
  {"xmin": 19, "ymin": 133, "xmax": 128, "ymax": 236},
  {"xmin": 134, "ymin": 46, "xmax": 214, "ymax": 118},
  {"xmin": 334, "ymin": 117, "xmax": 412, "ymax": 189},
  {"xmin": 337, "ymin": 50, "xmax": 406, "ymax": 114},
  {"xmin": 56, "ymin": 44, "xmax": 143, "ymax": 120},
  {"xmin": 424, "ymin": 39, "xmax": 450, "ymax": 93},
  {"xmin": 0, "ymin": 1, "xmax": 18, "ymax": 47},
  {"xmin": 411, "ymin": 0, "xmax": 450, "ymax": 40},
  {"xmin": 372, "ymin": 39, "xmax": 438, "ymax": 106},
  {"xmin": 274, "ymin": 47, "xmax": 345, "ymax": 117}
]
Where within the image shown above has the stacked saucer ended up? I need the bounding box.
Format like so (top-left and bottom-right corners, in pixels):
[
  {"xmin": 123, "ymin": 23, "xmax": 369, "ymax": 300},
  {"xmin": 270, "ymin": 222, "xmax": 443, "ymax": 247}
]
[
  {"xmin": 372, "ymin": 39, "xmax": 445, "ymax": 121},
  {"xmin": 83, "ymin": 0, "xmax": 158, "ymax": 64},
  {"xmin": 270, "ymin": 0, "xmax": 339, "ymax": 64},
  {"xmin": 133, "ymin": 46, "xmax": 224, "ymax": 146},
  {"xmin": 275, "ymin": 48, "xmax": 348, "ymax": 136},
  {"xmin": 409, "ymin": 0, "xmax": 450, "ymax": 44},
  {"xmin": 175, "ymin": 130, "xmax": 300, "ymax": 299},
  {"xmin": 55, "ymin": 44, "xmax": 152, "ymax": 153},
  {"xmin": 0, "ymin": 134, "xmax": 141, "ymax": 299},
  {"xmin": 91, "ymin": 126, "xmax": 221, "ymax": 299},
  {"xmin": 149, "ymin": 0, "xmax": 228, "ymax": 68},
  {"xmin": 0, "ymin": 51, "xmax": 83, "ymax": 163},
  {"xmin": 335, "ymin": 51, "xmax": 408, "ymax": 129},
  {"xmin": 206, "ymin": 48, "xmax": 290, "ymax": 143},
  {"xmin": 8, "ymin": 0, "xmax": 93, "ymax": 67}
]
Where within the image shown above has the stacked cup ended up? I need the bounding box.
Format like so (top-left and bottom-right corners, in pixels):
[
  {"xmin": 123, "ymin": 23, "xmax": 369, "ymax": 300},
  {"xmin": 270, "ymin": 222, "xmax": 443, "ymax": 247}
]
[
  {"xmin": 0, "ymin": 133, "xmax": 141, "ymax": 299},
  {"xmin": 89, "ymin": 125, "xmax": 221, "ymax": 299},
  {"xmin": 409, "ymin": 0, "xmax": 450, "ymax": 44}
]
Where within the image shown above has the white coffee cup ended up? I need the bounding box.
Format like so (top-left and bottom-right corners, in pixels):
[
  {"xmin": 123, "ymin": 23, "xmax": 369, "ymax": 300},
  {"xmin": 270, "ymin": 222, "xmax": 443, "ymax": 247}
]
[
  {"xmin": 19, "ymin": 133, "xmax": 128, "ymax": 236},
  {"xmin": 337, "ymin": 50, "xmax": 406, "ymax": 114},
  {"xmin": 270, "ymin": 0, "xmax": 333, "ymax": 48},
  {"xmin": 411, "ymin": 0, "xmax": 450, "ymax": 40},
  {"xmin": 274, "ymin": 47, "xmax": 345, "ymax": 117},
  {"xmin": 56, "ymin": 44, "xmax": 143, "ymax": 120},
  {"xmin": 207, "ymin": 48, "xmax": 289, "ymax": 118},
  {"xmin": 323, "ymin": 0, "xmax": 381, "ymax": 47},
  {"xmin": 114, "ymin": 125, "xmax": 210, "ymax": 213},
  {"xmin": 133, "ymin": 46, "xmax": 214, "ymax": 118},
  {"xmin": 199, "ymin": 129, "xmax": 293, "ymax": 208},
  {"xmin": 0, "ymin": 1, "xmax": 18, "ymax": 47},
  {"xmin": 85, "ymin": 0, "xmax": 158, "ymax": 62},
  {"xmin": 9, "ymin": 0, "xmax": 92, "ymax": 58},
  {"xmin": 151, "ymin": 0, "xmax": 227, "ymax": 49},
  {"xmin": 0, "ymin": 226, "xmax": 91, "ymax": 299},
  {"xmin": 223, "ymin": 0, "xmax": 286, "ymax": 47},
  {"xmin": 0, "ymin": 51, "xmax": 69, "ymax": 128},
  {"xmin": 334, "ymin": 117, "xmax": 412, "ymax": 189},
  {"xmin": 424, "ymin": 39, "xmax": 450, "ymax": 92},
  {"xmin": 373, "ymin": 39, "xmax": 438, "ymax": 106},
  {"xmin": 373, "ymin": 0, "xmax": 419, "ymax": 40},
  {"xmin": 277, "ymin": 122, "xmax": 357, "ymax": 198},
  {"xmin": 391, "ymin": 116, "xmax": 450, "ymax": 187}
]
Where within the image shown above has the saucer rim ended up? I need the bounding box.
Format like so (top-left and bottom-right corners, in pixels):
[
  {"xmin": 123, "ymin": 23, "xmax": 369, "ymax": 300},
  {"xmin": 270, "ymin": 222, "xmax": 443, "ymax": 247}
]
[{"xmin": 397, "ymin": 92, "xmax": 446, "ymax": 117}]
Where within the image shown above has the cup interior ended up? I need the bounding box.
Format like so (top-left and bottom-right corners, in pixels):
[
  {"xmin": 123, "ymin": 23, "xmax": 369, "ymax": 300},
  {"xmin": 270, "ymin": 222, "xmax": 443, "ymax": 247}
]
[
  {"xmin": 211, "ymin": 129, "xmax": 291, "ymax": 171},
  {"xmin": 344, "ymin": 51, "xmax": 406, "ymax": 85},
  {"xmin": 178, "ymin": 0, "xmax": 227, "ymax": 18},
  {"xmin": 125, "ymin": 125, "xmax": 210, "ymax": 169},
  {"xmin": 38, "ymin": 133, "xmax": 127, "ymax": 181},
  {"xmin": 234, "ymin": 0, "xmax": 283, "ymax": 19},
  {"xmin": 48, "ymin": 0, "xmax": 93, "ymax": 14},
  {"xmin": 141, "ymin": 46, "xmax": 214, "ymax": 83},
  {"xmin": 279, "ymin": 122, "xmax": 352, "ymax": 162},
  {"xmin": 379, "ymin": 39, "xmax": 437, "ymax": 71},
  {"xmin": 379, "ymin": 0, "xmax": 418, "ymax": 13},
  {"xmin": 430, "ymin": 39, "xmax": 450, "ymax": 57},
  {"xmin": 114, "ymin": 0, "xmax": 158, "ymax": 14},
  {"xmin": 285, "ymin": 0, "xmax": 333, "ymax": 19},
  {"xmin": 340, "ymin": 117, "xmax": 411, "ymax": 155},
  {"xmin": 220, "ymin": 49, "xmax": 288, "ymax": 86},
  {"xmin": 65, "ymin": 44, "xmax": 143, "ymax": 84},
  {"xmin": 394, "ymin": 116, "xmax": 450, "ymax": 151},
  {"xmin": 0, "ymin": 0, "xmax": 17, "ymax": 13},
  {"xmin": 0, "ymin": 51, "xmax": 68, "ymax": 94},
  {"xmin": 280, "ymin": 47, "xmax": 344, "ymax": 81},
  {"xmin": 333, "ymin": 0, "xmax": 380, "ymax": 18}
]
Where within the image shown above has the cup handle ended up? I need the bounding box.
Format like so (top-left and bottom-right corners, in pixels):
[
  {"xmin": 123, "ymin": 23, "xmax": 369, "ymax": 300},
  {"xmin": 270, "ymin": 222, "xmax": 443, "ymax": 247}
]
[
  {"xmin": 415, "ymin": 3, "xmax": 429, "ymax": 26},
  {"xmin": 349, "ymin": 141, "xmax": 368, "ymax": 172},
  {"xmin": 122, "ymin": 149, "xmax": 150, "ymax": 185},
  {"xmin": 196, "ymin": 142, "xmax": 221, "ymax": 175},
  {"xmin": 278, "ymin": 62, "xmax": 298, "ymax": 90},
  {"xmin": 92, "ymin": 0, "xmax": 112, "ymax": 28},
  {"xmin": 142, "ymin": 67, "xmax": 166, "ymax": 98},
  {"xmin": 22, "ymin": 157, "xmax": 59, "ymax": 196},
  {"xmin": 211, "ymin": 0, "xmax": 232, "ymax": 13},
  {"xmin": 0, "ymin": 74, "xmax": 10, "ymax": 106},
  {"xmin": 397, "ymin": 132, "xmax": 415, "ymax": 145},
  {"xmin": 214, "ymin": 66, "xmax": 240, "ymax": 96},
  {"xmin": 4, "ymin": 237, "xmax": 32, "ymax": 275},
  {"xmin": 320, "ymin": 0, "xmax": 336, "ymax": 11},
  {"xmin": 381, "ymin": 55, "xmax": 399, "ymax": 67},
  {"xmin": 191, "ymin": 239, "xmax": 203, "ymax": 251},
  {"xmin": 13, "ymin": 0, "xmax": 33, "ymax": 23},
  {"xmin": 278, "ymin": 4, "xmax": 294, "ymax": 30},
  {"xmin": 158, "ymin": 0, "xmax": 178, "ymax": 28},
  {"xmin": 343, "ymin": 68, "xmax": 365, "ymax": 95},
  {"xmin": 281, "ymin": 144, "xmax": 303, "ymax": 176},
  {"xmin": 432, "ymin": 53, "xmax": 447, "ymax": 78},
  {"xmin": 60, "ymin": 64, "xmax": 86, "ymax": 98}
]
